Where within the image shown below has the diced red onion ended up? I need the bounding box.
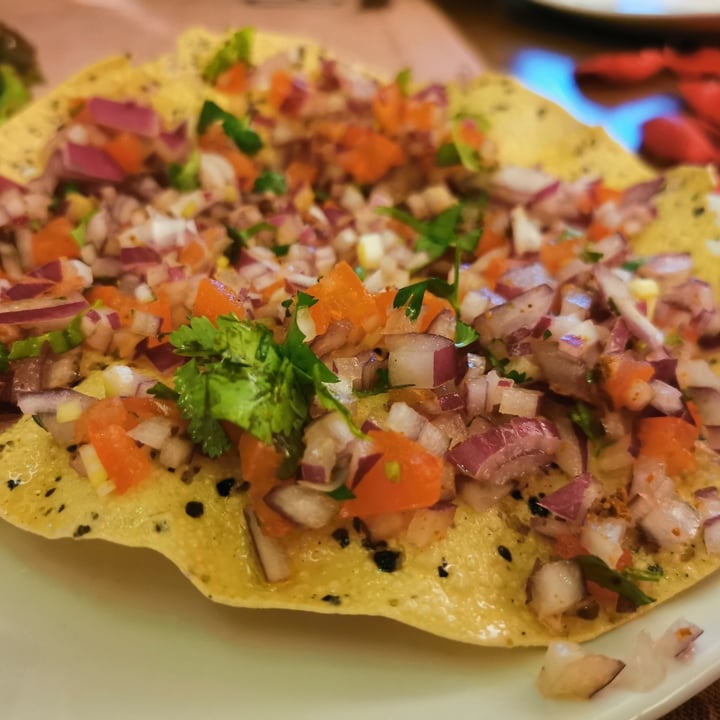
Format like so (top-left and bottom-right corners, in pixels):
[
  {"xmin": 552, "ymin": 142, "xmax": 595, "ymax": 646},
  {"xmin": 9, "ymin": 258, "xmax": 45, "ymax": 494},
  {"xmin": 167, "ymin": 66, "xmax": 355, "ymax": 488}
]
[
  {"xmin": 29, "ymin": 260, "xmax": 63, "ymax": 282},
  {"xmin": 130, "ymin": 310, "xmax": 162, "ymax": 337},
  {"xmin": 144, "ymin": 342, "xmax": 184, "ymax": 373},
  {"xmin": 580, "ymin": 517, "xmax": 628, "ymax": 567},
  {"xmin": 157, "ymin": 435, "xmax": 193, "ymax": 470},
  {"xmin": 6, "ymin": 280, "xmax": 54, "ymax": 300},
  {"xmin": 386, "ymin": 401, "xmax": 426, "ymax": 440},
  {"xmin": 120, "ymin": 246, "xmax": 162, "ymax": 269},
  {"xmin": 459, "ymin": 478, "xmax": 512, "ymax": 512},
  {"xmin": 639, "ymin": 253, "xmax": 693, "ymax": 285},
  {"xmin": 656, "ymin": 619, "xmax": 704, "ymax": 660},
  {"xmin": 0, "ymin": 297, "xmax": 88, "ymax": 328},
  {"xmin": 703, "ymin": 515, "xmax": 720, "ymax": 553},
  {"xmin": 594, "ymin": 265, "xmax": 664, "ymax": 348},
  {"xmin": 87, "ymin": 97, "xmax": 160, "ymax": 137},
  {"xmin": 447, "ymin": 416, "xmax": 560, "ymax": 483},
  {"xmin": 244, "ymin": 507, "xmax": 290, "ymax": 583},
  {"xmin": 127, "ymin": 416, "xmax": 173, "ymax": 449},
  {"xmin": 61, "ymin": 142, "xmax": 125, "ymax": 183},
  {"xmin": 538, "ymin": 472, "xmax": 600, "ymax": 524},
  {"xmin": 528, "ymin": 560, "xmax": 585, "ymax": 618},
  {"xmin": 264, "ymin": 483, "xmax": 338, "ymax": 529},
  {"xmin": 490, "ymin": 165, "xmax": 556, "ymax": 206},
  {"xmin": 619, "ymin": 177, "xmax": 664, "ymax": 209},
  {"xmin": 474, "ymin": 284, "xmax": 555, "ymax": 346},
  {"xmin": 16, "ymin": 388, "xmax": 95, "ymax": 416},
  {"xmin": 497, "ymin": 386, "xmax": 542, "ymax": 416},
  {"xmin": 405, "ymin": 502, "xmax": 456, "ymax": 548},
  {"xmin": 649, "ymin": 379, "xmax": 684, "ymax": 415},
  {"xmin": 640, "ymin": 498, "xmax": 700, "ymax": 549},
  {"xmin": 510, "ymin": 206, "xmax": 543, "ymax": 254},
  {"xmin": 537, "ymin": 642, "xmax": 625, "ymax": 699},
  {"xmin": 386, "ymin": 333, "xmax": 456, "ymax": 389},
  {"xmin": 533, "ymin": 341, "xmax": 594, "ymax": 401}
]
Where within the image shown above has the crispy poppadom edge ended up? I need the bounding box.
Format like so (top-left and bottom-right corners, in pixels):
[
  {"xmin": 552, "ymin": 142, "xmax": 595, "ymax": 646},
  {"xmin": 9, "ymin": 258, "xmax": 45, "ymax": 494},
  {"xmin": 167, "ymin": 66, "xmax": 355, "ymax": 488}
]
[{"xmin": 1, "ymin": 28, "xmax": 719, "ymax": 647}]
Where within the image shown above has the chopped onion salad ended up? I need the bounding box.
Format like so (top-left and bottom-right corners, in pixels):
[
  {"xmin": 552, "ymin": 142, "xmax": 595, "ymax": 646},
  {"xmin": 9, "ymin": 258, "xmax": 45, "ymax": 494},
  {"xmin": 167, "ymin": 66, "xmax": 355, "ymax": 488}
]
[{"xmin": 0, "ymin": 29, "xmax": 717, "ymax": 688}]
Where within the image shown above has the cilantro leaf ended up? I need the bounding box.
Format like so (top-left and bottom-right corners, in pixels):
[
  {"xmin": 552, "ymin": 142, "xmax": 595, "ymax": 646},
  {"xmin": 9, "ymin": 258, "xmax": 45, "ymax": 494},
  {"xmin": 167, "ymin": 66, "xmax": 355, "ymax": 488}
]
[
  {"xmin": 454, "ymin": 320, "xmax": 478, "ymax": 348},
  {"xmin": 167, "ymin": 315, "xmax": 314, "ymax": 463},
  {"xmin": 203, "ymin": 27, "xmax": 254, "ymax": 84},
  {"xmin": 174, "ymin": 360, "xmax": 232, "ymax": 458},
  {"xmin": 450, "ymin": 114, "xmax": 490, "ymax": 172},
  {"xmin": 435, "ymin": 142, "xmax": 461, "ymax": 167},
  {"xmin": 328, "ymin": 484, "xmax": 356, "ymax": 500},
  {"xmin": 569, "ymin": 401, "xmax": 605, "ymax": 442},
  {"xmin": 70, "ymin": 209, "xmax": 97, "ymax": 247},
  {"xmin": 253, "ymin": 170, "xmax": 287, "ymax": 195},
  {"xmin": 0, "ymin": 64, "xmax": 30, "ymax": 122},
  {"xmin": 197, "ymin": 101, "xmax": 262, "ymax": 156},
  {"xmin": 168, "ymin": 149, "xmax": 200, "ymax": 191},
  {"xmin": 623, "ymin": 564, "xmax": 663, "ymax": 582},
  {"xmin": 147, "ymin": 382, "xmax": 178, "ymax": 401},
  {"xmin": 622, "ymin": 258, "xmax": 646, "ymax": 273},
  {"xmin": 575, "ymin": 555, "xmax": 655, "ymax": 608},
  {"xmin": 580, "ymin": 247, "xmax": 603, "ymax": 264},
  {"xmin": 394, "ymin": 67, "xmax": 412, "ymax": 96},
  {"xmin": 393, "ymin": 277, "xmax": 453, "ymax": 321}
]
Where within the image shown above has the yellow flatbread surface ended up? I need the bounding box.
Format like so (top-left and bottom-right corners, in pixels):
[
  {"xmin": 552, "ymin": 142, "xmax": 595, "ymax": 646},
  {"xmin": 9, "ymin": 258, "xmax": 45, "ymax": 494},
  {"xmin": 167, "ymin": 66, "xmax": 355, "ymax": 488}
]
[{"xmin": 1, "ymin": 28, "xmax": 719, "ymax": 647}]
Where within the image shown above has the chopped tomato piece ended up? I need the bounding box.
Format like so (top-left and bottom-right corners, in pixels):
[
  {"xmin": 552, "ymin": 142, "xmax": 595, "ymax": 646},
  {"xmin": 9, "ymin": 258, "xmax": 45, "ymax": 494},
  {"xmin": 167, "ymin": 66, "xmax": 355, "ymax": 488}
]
[
  {"xmin": 586, "ymin": 220, "xmax": 613, "ymax": 242},
  {"xmin": 285, "ymin": 160, "xmax": 318, "ymax": 190},
  {"xmin": 475, "ymin": 223, "xmax": 508, "ymax": 258},
  {"xmin": 483, "ymin": 256, "xmax": 510, "ymax": 290},
  {"xmin": 178, "ymin": 240, "xmax": 208, "ymax": 271},
  {"xmin": 104, "ymin": 132, "xmax": 147, "ymax": 174},
  {"xmin": 638, "ymin": 416, "xmax": 699, "ymax": 475},
  {"xmin": 215, "ymin": 61, "xmax": 248, "ymax": 94},
  {"xmin": 75, "ymin": 397, "xmax": 132, "ymax": 444},
  {"xmin": 269, "ymin": 70, "xmax": 293, "ymax": 111},
  {"xmin": 89, "ymin": 423, "xmax": 152, "ymax": 494},
  {"xmin": 193, "ymin": 277, "xmax": 246, "ymax": 324},
  {"xmin": 31, "ymin": 217, "xmax": 80, "ymax": 266},
  {"xmin": 238, "ymin": 433, "xmax": 293, "ymax": 537},
  {"xmin": 540, "ymin": 238, "xmax": 581, "ymax": 274},
  {"xmin": 616, "ymin": 548, "xmax": 633, "ymax": 571},
  {"xmin": 338, "ymin": 126, "xmax": 405, "ymax": 184},
  {"xmin": 306, "ymin": 260, "xmax": 382, "ymax": 337},
  {"xmin": 586, "ymin": 580, "xmax": 619, "ymax": 610},
  {"xmin": 591, "ymin": 183, "xmax": 622, "ymax": 207},
  {"xmin": 603, "ymin": 357, "xmax": 654, "ymax": 410},
  {"xmin": 553, "ymin": 532, "xmax": 587, "ymax": 560},
  {"xmin": 339, "ymin": 430, "xmax": 443, "ymax": 518},
  {"xmin": 373, "ymin": 83, "xmax": 404, "ymax": 134},
  {"xmin": 220, "ymin": 148, "xmax": 258, "ymax": 191}
]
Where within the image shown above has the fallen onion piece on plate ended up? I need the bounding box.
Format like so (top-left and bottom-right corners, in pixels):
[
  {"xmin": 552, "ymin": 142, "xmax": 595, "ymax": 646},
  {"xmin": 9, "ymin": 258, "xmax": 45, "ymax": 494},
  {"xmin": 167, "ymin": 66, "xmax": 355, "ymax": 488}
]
[{"xmin": 536, "ymin": 641, "xmax": 625, "ymax": 699}]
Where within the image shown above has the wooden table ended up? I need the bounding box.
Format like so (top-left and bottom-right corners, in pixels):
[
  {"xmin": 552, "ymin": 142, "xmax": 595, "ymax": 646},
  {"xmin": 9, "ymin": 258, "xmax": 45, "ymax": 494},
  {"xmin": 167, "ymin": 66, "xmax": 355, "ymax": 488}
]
[{"xmin": 1, "ymin": 1, "xmax": 717, "ymax": 717}]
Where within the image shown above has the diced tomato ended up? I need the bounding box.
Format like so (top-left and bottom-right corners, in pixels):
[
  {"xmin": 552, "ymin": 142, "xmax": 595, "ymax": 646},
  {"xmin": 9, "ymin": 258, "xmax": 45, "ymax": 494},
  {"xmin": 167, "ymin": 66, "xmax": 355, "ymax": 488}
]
[
  {"xmin": 591, "ymin": 183, "xmax": 622, "ymax": 207},
  {"xmin": 89, "ymin": 423, "xmax": 152, "ymax": 493},
  {"xmin": 178, "ymin": 240, "xmax": 208, "ymax": 271},
  {"xmin": 457, "ymin": 118, "xmax": 485, "ymax": 149},
  {"xmin": 269, "ymin": 70, "xmax": 293, "ymax": 111},
  {"xmin": 75, "ymin": 396, "xmax": 177, "ymax": 445},
  {"xmin": 616, "ymin": 548, "xmax": 633, "ymax": 571},
  {"xmin": 193, "ymin": 277, "xmax": 246, "ymax": 324},
  {"xmin": 306, "ymin": 260, "xmax": 382, "ymax": 337},
  {"xmin": 483, "ymin": 256, "xmax": 510, "ymax": 290},
  {"xmin": 31, "ymin": 217, "xmax": 80, "ymax": 266},
  {"xmin": 375, "ymin": 288, "xmax": 453, "ymax": 334},
  {"xmin": 215, "ymin": 61, "xmax": 248, "ymax": 94},
  {"xmin": 104, "ymin": 132, "xmax": 147, "ymax": 174},
  {"xmin": 586, "ymin": 580, "xmax": 619, "ymax": 610},
  {"xmin": 637, "ymin": 416, "xmax": 699, "ymax": 475},
  {"xmin": 475, "ymin": 220, "xmax": 509, "ymax": 258},
  {"xmin": 540, "ymin": 238, "xmax": 581, "ymax": 274},
  {"xmin": 338, "ymin": 126, "xmax": 405, "ymax": 184},
  {"xmin": 238, "ymin": 433, "xmax": 293, "ymax": 537},
  {"xmin": 220, "ymin": 148, "xmax": 258, "ymax": 191},
  {"xmin": 373, "ymin": 83, "xmax": 404, "ymax": 134},
  {"xmin": 199, "ymin": 124, "xmax": 228, "ymax": 152},
  {"xmin": 553, "ymin": 532, "xmax": 587, "ymax": 560},
  {"xmin": 285, "ymin": 160, "xmax": 318, "ymax": 190},
  {"xmin": 586, "ymin": 220, "xmax": 613, "ymax": 242},
  {"xmin": 603, "ymin": 356, "xmax": 654, "ymax": 410},
  {"xmin": 339, "ymin": 430, "xmax": 443, "ymax": 518}
]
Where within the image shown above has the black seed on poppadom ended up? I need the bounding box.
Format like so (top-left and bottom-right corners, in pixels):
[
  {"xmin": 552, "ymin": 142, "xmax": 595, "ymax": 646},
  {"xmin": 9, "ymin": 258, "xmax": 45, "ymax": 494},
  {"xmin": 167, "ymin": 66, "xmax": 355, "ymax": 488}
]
[
  {"xmin": 185, "ymin": 501, "xmax": 204, "ymax": 518},
  {"xmin": 438, "ymin": 559, "xmax": 449, "ymax": 578},
  {"xmin": 7, "ymin": 478, "xmax": 19, "ymax": 490},
  {"xmin": 331, "ymin": 527, "xmax": 350, "ymax": 548},
  {"xmin": 44, "ymin": 488, "xmax": 56, "ymax": 497},
  {"xmin": 373, "ymin": 549, "xmax": 402, "ymax": 573},
  {"xmin": 321, "ymin": 594, "xmax": 341, "ymax": 606},
  {"xmin": 528, "ymin": 495, "xmax": 549, "ymax": 517},
  {"xmin": 58, "ymin": 504, "xmax": 65, "ymax": 513},
  {"xmin": 497, "ymin": 545, "xmax": 513, "ymax": 562},
  {"xmin": 215, "ymin": 478, "xmax": 235, "ymax": 497},
  {"xmin": 73, "ymin": 525, "xmax": 91, "ymax": 538}
]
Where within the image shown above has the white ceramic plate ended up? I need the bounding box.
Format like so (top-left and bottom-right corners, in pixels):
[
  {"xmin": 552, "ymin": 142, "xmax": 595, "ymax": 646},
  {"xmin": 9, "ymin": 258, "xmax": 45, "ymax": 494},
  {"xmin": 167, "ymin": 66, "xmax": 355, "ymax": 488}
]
[
  {"xmin": 1, "ymin": 519, "xmax": 719, "ymax": 720},
  {"xmin": 530, "ymin": 0, "xmax": 720, "ymax": 23}
]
